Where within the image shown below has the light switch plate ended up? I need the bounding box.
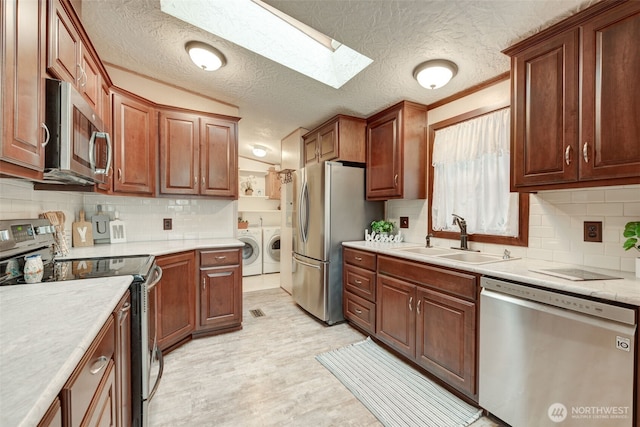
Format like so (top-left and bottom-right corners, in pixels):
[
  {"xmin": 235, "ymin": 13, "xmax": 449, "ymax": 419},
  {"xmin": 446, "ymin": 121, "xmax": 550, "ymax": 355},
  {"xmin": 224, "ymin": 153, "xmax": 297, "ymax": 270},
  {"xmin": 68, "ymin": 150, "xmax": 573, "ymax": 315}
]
[{"xmin": 163, "ymin": 218, "xmax": 172, "ymax": 230}]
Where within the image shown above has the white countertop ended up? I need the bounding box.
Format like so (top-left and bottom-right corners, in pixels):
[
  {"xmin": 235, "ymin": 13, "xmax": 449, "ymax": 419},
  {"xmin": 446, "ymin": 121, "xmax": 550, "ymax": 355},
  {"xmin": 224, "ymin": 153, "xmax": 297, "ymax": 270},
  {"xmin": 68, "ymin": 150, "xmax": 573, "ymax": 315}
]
[
  {"xmin": 343, "ymin": 241, "xmax": 640, "ymax": 306},
  {"xmin": 61, "ymin": 238, "xmax": 244, "ymax": 259},
  {"xmin": 0, "ymin": 277, "xmax": 132, "ymax": 427}
]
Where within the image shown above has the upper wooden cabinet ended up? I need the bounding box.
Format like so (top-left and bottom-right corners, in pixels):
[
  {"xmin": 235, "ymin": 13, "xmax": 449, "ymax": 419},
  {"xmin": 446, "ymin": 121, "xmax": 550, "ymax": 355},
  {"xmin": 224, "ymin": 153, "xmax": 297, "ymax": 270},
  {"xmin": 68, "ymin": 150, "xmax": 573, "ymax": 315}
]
[
  {"xmin": 0, "ymin": 0, "xmax": 47, "ymax": 176},
  {"xmin": 303, "ymin": 115, "xmax": 366, "ymax": 165},
  {"xmin": 366, "ymin": 101, "xmax": 427, "ymax": 200},
  {"xmin": 159, "ymin": 107, "xmax": 239, "ymax": 198},
  {"xmin": 506, "ymin": 1, "xmax": 640, "ymax": 191},
  {"xmin": 112, "ymin": 88, "xmax": 157, "ymax": 195},
  {"xmin": 46, "ymin": 0, "xmax": 105, "ymax": 120}
]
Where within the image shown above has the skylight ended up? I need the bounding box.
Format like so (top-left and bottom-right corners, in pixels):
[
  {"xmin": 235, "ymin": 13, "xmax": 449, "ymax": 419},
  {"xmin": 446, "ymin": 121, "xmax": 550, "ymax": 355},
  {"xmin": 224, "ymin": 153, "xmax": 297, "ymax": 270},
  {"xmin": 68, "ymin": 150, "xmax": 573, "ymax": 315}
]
[{"xmin": 160, "ymin": 0, "xmax": 373, "ymax": 89}]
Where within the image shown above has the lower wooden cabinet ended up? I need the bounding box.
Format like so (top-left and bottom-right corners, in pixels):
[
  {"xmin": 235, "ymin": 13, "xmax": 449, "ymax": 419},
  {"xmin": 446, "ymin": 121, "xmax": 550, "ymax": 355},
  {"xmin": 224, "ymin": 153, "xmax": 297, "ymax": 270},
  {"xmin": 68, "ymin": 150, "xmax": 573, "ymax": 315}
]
[
  {"xmin": 156, "ymin": 251, "xmax": 196, "ymax": 352},
  {"xmin": 345, "ymin": 250, "xmax": 479, "ymax": 401},
  {"xmin": 196, "ymin": 248, "xmax": 242, "ymax": 335},
  {"xmin": 38, "ymin": 398, "xmax": 62, "ymax": 427}
]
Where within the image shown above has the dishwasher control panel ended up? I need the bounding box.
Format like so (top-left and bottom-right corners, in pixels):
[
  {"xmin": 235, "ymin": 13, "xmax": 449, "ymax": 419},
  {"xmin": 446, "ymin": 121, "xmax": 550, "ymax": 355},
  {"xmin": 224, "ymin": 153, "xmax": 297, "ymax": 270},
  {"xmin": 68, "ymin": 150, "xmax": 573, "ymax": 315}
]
[{"xmin": 481, "ymin": 276, "xmax": 636, "ymax": 326}]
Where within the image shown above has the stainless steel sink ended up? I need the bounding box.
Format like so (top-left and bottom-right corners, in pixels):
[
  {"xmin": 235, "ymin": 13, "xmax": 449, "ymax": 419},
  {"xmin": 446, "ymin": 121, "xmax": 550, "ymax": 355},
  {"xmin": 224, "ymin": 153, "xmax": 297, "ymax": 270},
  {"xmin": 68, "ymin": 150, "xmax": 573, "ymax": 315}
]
[
  {"xmin": 436, "ymin": 251, "xmax": 515, "ymax": 264},
  {"xmin": 397, "ymin": 247, "xmax": 457, "ymax": 256}
]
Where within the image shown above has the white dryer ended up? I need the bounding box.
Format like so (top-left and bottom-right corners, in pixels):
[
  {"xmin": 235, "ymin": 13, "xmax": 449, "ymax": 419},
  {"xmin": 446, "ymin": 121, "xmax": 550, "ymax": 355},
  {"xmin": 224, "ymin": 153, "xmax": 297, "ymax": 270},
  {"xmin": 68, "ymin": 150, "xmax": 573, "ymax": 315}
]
[
  {"xmin": 238, "ymin": 227, "xmax": 262, "ymax": 276},
  {"xmin": 262, "ymin": 226, "xmax": 281, "ymax": 274}
]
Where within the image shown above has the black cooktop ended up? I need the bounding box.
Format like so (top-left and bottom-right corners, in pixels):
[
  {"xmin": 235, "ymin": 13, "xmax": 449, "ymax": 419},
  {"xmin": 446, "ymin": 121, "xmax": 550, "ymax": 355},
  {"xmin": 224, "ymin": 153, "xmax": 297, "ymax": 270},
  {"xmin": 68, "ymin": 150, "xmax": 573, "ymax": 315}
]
[{"xmin": 1, "ymin": 255, "xmax": 154, "ymax": 286}]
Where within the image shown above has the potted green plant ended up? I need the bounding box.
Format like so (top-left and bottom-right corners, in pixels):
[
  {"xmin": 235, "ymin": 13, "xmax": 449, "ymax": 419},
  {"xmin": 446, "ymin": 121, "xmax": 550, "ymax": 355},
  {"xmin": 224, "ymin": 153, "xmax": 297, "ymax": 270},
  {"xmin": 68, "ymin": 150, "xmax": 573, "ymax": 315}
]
[
  {"xmin": 623, "ymin": 221, "xmax": 640, "ymax": 278},
  {"xmin": 371, "ymin": 219, "xmax": 395, "ymax": 235},
  {"xmin": 238, "ymin": 217, "xmax": 249, "ymax": 229}
]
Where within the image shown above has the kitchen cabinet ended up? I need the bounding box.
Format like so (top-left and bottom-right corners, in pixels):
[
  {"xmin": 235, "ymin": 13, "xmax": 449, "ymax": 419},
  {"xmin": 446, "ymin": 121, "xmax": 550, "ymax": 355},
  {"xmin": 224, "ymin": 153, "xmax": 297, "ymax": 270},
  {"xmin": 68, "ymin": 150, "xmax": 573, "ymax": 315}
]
[
  {"xmin": 114, "ymin": 291, "xmax": 131, "ymax": 427},
  {"xmin": 159, "ymin": 108, "xmax": 239, "ymax": 198},
  {"xmin": 196, "ymin": 248, "xmax": 243, "ymax": 336},
  {"xmin": 366, "ymin": 101, "xmax": 427, "ymax": 200},
  {"xmin": 156, "ymin": 251, "xmax": 196, "ymax": 352},
  {"xmin": 60, "ymin": 315, "xmax": 116, "ymax": 427},
  {"xmin": 343, "ymin": 248, "xmax": 377, "ymax": 335},
  {"xmin": 506, "ymin": 1, "xmax": 640, "ymax": 191},
  {"xmin": 0, "ymin": 0, "xmax": 47, "ymax": 176},
  {"xmin": 303, "ymin": 115, "xmax": 366, "ymax": 165},
  {"xmin": 344, "ymin": 250, "xmax": 479, "ymax": 401},
  {"xmin": 266, "ymin": 167, "xmax": 282, "ymax": 200},
  {"xmin": 111, "ymin": 88, "xmax": 157, "ymax": 195},
  {"xmin": 46, "ymin": 0, "xmax": 103, "ymax": 118}
]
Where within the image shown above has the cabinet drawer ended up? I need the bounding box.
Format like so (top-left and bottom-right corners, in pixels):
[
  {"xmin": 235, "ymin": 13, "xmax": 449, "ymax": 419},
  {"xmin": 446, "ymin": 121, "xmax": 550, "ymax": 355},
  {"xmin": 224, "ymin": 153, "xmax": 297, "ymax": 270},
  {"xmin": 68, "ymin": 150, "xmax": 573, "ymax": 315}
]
[
  {"xmin": 344, "ymin": 292, "xmax": 375, "ymax": 335},
  {"xmin": 379, "ymin": 255, "xmax": 478, "ymax": 301},
  {"xmin": 62, "ymin": 316, "xmax": 115, "ymax": 427},
  {"xmin": 344, "ymin": 264, "xmax": 376, "ymax": 302},
  {"xmin": 200, "ymin": 249, "xmax": 240, "ymax": 267},
  {"xmin": 343, "ymin": 248, "xmax": 376, "ymax": 271}
]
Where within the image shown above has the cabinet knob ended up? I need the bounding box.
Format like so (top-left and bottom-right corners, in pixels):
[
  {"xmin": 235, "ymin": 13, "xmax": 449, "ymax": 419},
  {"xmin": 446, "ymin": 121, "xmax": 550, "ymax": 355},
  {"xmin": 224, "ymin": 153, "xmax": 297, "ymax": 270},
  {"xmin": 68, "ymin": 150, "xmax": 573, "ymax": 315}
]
[
  {"xmin": 417, "ymin": 299, "xmax": 421, "ymax": 314},
  {"xmin": 354, "ymin": 308, "xmax": 363, "ymax": 314},
  {"xmin": 354, "ymin": 279, "xmax": 362, "ymax": 284},
  {"xmin": 202, "ymin": 277, "xmax": 206, "ymax": 290},
  {"xmin": 409, "ymin": 296, "xmax": 413, "ymax": 311},
  {"xmin": 215, "ymin": 256, "xmax": 227, "ymax": 260},
  {"xmin": 394, "ymin": 174, "xmax": 399, "ymax": 187},
  {"xmin": 89, "ymin": 355, "xmax": 109, "ymax": 375},
  {"xmin": 194, "ymin": 176, "xmax": 198, "ymax": 185},
  {"xmin": 118, "ymin": 168, "xmax": 122, "ymax": 181},
  {"xmin": 583, "ymin": 142, "xmax": 590, "ymax": 163},
  {"xmin": 564, "ymin": 145, "xmax": 572, "ymax": 166}
]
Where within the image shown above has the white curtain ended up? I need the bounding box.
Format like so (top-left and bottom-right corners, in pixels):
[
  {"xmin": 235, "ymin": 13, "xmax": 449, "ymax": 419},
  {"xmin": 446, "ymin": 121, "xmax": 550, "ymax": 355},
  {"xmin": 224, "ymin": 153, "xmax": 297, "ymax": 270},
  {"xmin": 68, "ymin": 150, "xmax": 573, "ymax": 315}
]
[{"xmin": 432, "ymin": 108, "xmax": 518, "ymax": 236}]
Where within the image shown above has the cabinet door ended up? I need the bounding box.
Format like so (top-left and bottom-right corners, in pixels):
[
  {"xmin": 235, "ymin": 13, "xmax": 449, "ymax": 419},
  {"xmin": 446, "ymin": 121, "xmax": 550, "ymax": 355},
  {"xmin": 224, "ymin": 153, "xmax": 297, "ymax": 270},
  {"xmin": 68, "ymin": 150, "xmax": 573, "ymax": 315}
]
[
  {"xmin": 303, "ymin": 132, "xmax": 319, "ymax": 164},
  {"xmin": 416, "ymin": 287, "xmax": 476, "ymax": 398},
  {"xmin": 317, "ymin": 120, "xmax": 338, "ymax": 162},
  {"xmin": 79, "ymin": 46, "xmax": 100, "ymax": 113},
  {"xmin": 112, "ymin": 90, "xmax": 157, "ymax": 194},
  {"xmin": 156, "ymin": 252, "xmax": 196, "ymax": 351},
  {"xmin": 366, "ymin": 108, "xmax": 402, "ymax": 199},
  {"xmin": 82, "ymin": 362, "xmax": 117, "ymax": 427},
  {"xmin": 1, "ymin": 0, "xmax": 46, "ymax": 171},
  {"xmin": 114, "ymin": 292, "xmax": 131, "ymax": 427},
  {"xmin": 580, "ymin": 2, "xmax": 640, "ymax": 181},
  {"xmin": 266, "ymin": 169, "xmax": 281, "ymax": 200},
  {"xmin": 37, "ymin": 398, "xmax": 62, "ymax": 427},
  {"xmin": 47, "ymin": 0, "xmax": 80, "ymax": 85},
  {"xmin": 199, "ymin": 265, "xmax": 242, "ymax": 331},
  {"xmin": 376, "ymin": 274, "xmax": 415, "ymax": 358},
  {"xmin": 159, "ymin": 111, "xmax": 199, "ymax": 195},
  {"xmin": 511, "ymin": 30, "xmax": 579, "ymax": 188},
  {"xmin": 200, "ymin": 117, "xmax": 238, "ymax": 198}
]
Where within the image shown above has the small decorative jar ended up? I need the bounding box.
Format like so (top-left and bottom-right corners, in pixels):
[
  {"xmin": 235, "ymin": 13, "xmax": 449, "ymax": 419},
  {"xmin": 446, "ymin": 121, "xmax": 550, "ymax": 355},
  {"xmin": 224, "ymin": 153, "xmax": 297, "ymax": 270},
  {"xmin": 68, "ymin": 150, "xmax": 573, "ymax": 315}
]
[{"xmin": 23, "ymin": 254, "xmax": 44, "ymax": 284}]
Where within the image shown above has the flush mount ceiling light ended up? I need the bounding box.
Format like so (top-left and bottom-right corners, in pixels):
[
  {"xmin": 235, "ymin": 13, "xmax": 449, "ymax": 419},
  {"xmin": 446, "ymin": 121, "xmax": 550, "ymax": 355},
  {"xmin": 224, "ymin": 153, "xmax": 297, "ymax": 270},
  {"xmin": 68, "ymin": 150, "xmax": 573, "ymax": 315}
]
[
  {"xmin": 162, "ymin": 0, "xmax": 372, "ymax": 88},
  {"xmin": 413, "ymin": 59, "xmax": 458, "ymax": 90},
  {"xmin": 185, "ymin": 41, "xmax": 226, "ymax": 71},
  {"xmin": 252, "ymin": 145, "xmax": 268, "ymax": 158}
]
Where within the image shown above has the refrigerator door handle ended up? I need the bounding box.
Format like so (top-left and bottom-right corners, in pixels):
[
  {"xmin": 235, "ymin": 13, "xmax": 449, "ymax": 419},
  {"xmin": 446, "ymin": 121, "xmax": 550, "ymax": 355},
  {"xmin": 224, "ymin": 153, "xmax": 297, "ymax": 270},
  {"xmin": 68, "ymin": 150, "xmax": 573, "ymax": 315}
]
[
  {"xmin": 300, "ymin": 180, "xmax": 310, "ymax": 243},
  {"xmin": 293, "ymin": 255, "xmax": 321, "ymax": 269}
]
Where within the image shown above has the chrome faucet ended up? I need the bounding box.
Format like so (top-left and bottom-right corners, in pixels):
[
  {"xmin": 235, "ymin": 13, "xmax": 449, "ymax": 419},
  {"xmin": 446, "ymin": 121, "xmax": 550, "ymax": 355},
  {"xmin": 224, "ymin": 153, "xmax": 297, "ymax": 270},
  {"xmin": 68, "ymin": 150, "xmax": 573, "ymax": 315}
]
[{"xmin": 451, "ymin": 214, "xmax": 470, "ymax": 250}]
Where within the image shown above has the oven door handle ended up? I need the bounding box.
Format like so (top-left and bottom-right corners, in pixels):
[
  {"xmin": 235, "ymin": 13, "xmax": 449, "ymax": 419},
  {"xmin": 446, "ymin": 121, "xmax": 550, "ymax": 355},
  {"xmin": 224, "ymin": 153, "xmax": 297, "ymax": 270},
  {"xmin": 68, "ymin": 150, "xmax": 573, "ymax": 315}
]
[
  {"xmin": 147, "ymin": 265, "xmax": 163, "ymax": 291},
  {"xmin": 148, "ymin": 347, "xmax": 164, "ymax": 400}
]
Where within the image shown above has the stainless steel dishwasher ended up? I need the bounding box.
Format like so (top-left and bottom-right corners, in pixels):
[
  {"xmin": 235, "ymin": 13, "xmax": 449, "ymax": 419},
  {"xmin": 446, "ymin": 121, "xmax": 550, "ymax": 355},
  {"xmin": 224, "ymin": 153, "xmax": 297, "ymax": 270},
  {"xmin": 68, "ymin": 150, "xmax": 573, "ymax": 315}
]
[{"xmin": 479, "ymin": 276, "xmax": 636, "ymax": 427}]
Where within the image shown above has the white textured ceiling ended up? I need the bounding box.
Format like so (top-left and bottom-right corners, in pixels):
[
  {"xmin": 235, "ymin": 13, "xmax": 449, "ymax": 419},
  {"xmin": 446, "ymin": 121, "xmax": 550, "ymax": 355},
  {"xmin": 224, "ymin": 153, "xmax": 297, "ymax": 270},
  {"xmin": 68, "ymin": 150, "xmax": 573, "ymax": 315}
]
[{"xmin": 79, "ymin": 0, "xmax": 596, "ymax": 165}]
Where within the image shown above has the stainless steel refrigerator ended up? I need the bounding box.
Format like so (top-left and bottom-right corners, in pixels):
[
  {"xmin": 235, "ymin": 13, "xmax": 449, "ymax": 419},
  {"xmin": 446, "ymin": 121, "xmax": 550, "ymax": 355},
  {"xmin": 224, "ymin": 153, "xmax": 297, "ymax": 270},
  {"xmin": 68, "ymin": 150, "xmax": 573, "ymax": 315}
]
[{"xmin": 292, "ymin": 161, "xmax": 383, "ymax": 325}]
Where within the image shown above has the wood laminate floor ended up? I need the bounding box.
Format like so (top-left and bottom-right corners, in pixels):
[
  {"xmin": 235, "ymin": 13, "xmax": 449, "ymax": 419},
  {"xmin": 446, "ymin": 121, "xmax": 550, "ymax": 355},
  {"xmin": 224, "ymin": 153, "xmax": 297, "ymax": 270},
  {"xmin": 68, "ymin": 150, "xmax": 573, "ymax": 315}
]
[{"xmin": 149, "ymin": 287, "xmax": 500, "ymax": 427}]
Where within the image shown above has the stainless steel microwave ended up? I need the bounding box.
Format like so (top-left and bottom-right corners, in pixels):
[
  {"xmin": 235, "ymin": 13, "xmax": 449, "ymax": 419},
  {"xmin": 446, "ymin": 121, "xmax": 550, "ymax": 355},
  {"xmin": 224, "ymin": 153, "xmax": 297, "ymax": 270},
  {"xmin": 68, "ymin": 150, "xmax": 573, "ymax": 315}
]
[{"xmin": 44, "ymin": 79, "xmax": 112, "ymax": 185}]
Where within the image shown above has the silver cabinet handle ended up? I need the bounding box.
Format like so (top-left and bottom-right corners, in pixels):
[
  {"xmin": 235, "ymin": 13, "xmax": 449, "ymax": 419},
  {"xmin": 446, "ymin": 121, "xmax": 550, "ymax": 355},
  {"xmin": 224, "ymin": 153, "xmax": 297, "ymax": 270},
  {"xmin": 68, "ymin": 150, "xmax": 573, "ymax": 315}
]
[
  {"xmin": 194, "ymin": 176, "xmax": 198, "ymax": 186},
  {"xmin": 41, "ymin": 123, "xmax": 50, "ymax": 147},
  {"xmin": 201, "ymin": 176, "xmax": 205, "ymax": 187},
  {"xmin": 118, "ymin": 301, "xmax": 131, "ymax": 321},
  {"xmin": 202, "ymin": 277, "xmax": 206, "ymax": 290},
  {"xmin": 118, "ymin": 168, "xmax": 122, "ymax": 182},
  {"xmin": 89, "ymin": 355, "xmax": 109, "ymax": 375},
  {"xmin": 354, "ymin": 256, "xmax": 362, "ymax": 261},
  {"xmin": 394, "ymin": 174, "xmax": 399, "ymax": 187},
  {"xmin": 77, "ymin": 64, "xmax": 87, "ymax": 88},
  {"xmin": 355, "ymin": 308, "xmax": 363, "ymax": 314},
  {"xmin": 215, "ymin": 256, "xmax": 227, "ymax": 260},
  {"xmin": 409, "ymin": 296, "xmax": 413, "ymax": 311},
  {"xmin": 417, "ymin": 299, "xmax": 421, "ymax": 314},
  {"xmin": 354, "ymin": 279, "xmax": 362, "ymax": 284},
  {"xmin": 583, "ymin": 142, "xmax": 589, "ymax": 163},
  {"xmin": 565, "ymin": 145, "xmax": 572, "ymax": 165}
]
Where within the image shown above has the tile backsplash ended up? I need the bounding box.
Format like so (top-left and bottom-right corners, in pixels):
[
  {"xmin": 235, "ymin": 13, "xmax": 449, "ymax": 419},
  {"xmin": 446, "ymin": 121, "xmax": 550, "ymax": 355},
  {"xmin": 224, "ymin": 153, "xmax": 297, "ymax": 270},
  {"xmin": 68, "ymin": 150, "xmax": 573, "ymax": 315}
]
[
  {"xmin": 0, "ymin": 179, "xmax": 236, "ymax": 243},
  {"xmin": 387, "ymin": 184, "xmax": 640, "ymax": 273}
]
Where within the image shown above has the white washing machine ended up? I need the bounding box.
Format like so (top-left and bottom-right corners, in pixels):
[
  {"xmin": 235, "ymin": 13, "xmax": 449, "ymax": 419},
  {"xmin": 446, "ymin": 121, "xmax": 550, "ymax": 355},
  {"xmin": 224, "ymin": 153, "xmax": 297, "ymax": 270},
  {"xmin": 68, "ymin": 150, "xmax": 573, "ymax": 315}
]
[
  {"xmin": 262, "ymin": 226, "xmax": 281, "ymax": 274},
  {"xmin": 238, "ymin": 227, "xmax": 262, "ymax": 276}
]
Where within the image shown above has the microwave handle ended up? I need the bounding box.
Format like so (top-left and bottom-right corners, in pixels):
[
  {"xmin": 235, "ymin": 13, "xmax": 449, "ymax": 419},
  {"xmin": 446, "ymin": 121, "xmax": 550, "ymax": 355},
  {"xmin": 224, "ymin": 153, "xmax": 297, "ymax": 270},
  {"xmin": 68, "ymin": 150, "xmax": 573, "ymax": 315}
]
[{"xmin": 89, "ymin": 131, "xmax": 112, "ymax": 176}]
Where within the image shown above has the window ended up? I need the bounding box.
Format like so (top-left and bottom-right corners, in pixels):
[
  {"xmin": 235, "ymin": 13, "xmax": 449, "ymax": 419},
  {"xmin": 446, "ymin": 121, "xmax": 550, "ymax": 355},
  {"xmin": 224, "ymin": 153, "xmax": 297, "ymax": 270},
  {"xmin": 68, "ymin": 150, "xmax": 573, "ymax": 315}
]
[{"xmin": 428, "ymin": 103, "xmax": 529, "ymax": 246}]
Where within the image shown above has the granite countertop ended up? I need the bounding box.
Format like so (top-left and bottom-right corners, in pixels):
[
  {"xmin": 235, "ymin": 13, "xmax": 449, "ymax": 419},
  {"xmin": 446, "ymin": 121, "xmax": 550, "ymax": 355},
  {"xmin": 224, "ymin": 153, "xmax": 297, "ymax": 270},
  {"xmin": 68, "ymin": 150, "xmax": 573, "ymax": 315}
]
[
  {"xmin": 0, "ymin": 277, "xmax": 133, "ymax": 427},
  {"xmin": 61, "ymin": 238, "xmax": 244, "ymax": 259},
  {"xmin": 343, "ymin": 241, "xmax": 640, "ymax": 306}
]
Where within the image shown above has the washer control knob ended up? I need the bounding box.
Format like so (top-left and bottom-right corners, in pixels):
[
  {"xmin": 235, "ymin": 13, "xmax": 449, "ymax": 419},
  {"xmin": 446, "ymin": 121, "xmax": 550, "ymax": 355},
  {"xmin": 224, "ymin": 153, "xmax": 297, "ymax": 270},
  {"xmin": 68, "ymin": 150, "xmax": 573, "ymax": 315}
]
[{"xmin": 0, "ymin": 229, "xmax": 10, "ymax": 241}]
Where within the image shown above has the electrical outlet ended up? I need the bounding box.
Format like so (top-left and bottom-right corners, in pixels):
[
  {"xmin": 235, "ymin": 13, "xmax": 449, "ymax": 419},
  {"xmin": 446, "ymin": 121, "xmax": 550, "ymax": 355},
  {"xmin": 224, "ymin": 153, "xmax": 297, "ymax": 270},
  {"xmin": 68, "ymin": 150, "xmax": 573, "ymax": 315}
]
[
  {"xmin": 400, "ymin": 217, "xmax": 409, "ymax": 228},
  {"xmin": 163, "ymin": 218, "xmax": 172, "ymax": 230},
  {"xmin": 584, "ymin": 221, "xmax": 602, "ymax": 242}
]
